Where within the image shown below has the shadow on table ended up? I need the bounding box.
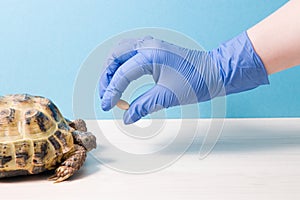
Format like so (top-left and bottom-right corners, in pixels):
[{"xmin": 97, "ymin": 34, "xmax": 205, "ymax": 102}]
[
  {"xmin": 0, "ymin": 170, "xmax": 54, "ymax": 183},
  {"xmin": 0, "ymin": 146, "xmax": 113, "ymax": 184}
]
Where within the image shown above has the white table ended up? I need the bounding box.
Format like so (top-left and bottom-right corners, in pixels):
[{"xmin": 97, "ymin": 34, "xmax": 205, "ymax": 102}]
[{"xmin": 2, "ymin": 119, "xmax": 300, "ymax": 200}]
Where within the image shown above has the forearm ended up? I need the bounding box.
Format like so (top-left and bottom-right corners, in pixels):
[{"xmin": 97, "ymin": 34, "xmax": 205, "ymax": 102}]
[{"xmin": 247, "ymin": 0, "xmax": 300, "ymax": 75}]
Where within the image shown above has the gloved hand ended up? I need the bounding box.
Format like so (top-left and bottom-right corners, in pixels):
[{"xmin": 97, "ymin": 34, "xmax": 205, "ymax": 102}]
[{"xmin": 99, "ymin": 31, "xmax": 269, "ymax": 124}]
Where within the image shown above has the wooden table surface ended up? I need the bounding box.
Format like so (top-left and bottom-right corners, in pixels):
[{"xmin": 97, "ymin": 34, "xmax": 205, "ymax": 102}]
[{"xmin": 1, "ymin": 118, "xmax": 300, "ymax": 200}]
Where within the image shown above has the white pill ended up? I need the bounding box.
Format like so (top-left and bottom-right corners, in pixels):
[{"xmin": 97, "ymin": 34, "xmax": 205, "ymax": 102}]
[{"xmin": 116, "ymin": 99, "xmax": 130, "ymax": 110}]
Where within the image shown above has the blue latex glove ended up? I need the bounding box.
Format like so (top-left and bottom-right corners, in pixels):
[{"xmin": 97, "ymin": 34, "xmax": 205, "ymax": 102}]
[{"xmin": 99, "ymin": 31, "xmax": 269, "ymax": 124}]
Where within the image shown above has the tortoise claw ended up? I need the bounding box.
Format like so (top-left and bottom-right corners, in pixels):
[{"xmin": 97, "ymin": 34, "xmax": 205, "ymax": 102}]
[
  {"xmin": 48, "ymin": 175, "xmax": 59, "ymax": 181},
  {"xmin": 48, "ymin": 166, "xmax": 75, "ymax": 183},
  {"xmin": 48, "ymin": 175, "xmax": 70, "ymax": 183}
]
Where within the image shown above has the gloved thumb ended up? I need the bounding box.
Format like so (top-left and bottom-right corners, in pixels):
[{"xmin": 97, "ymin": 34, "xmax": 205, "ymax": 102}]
[{"xmin": 123, "ymin": 85, "xmax": 179, "ymax": 125}]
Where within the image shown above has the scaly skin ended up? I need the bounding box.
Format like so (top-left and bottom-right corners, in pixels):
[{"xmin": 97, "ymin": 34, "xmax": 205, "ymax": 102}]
[
  {"xmin": 68, "ymin": 119, "xmax": 87, "ymax": 132},
  {"xmin": 48, "ymin": 144, "xmax": 87, "ymax": 183}
]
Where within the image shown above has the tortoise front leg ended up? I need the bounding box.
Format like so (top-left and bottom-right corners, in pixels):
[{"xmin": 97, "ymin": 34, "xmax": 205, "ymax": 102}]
[{"xmin": 48, "ymin": 144, "xmax": 86, "ymax": 183}]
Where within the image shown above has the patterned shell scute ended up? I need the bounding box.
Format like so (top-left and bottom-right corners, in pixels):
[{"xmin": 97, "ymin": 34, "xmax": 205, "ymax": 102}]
[{"xmin": 0, "ymin": 94, "xmax": 74, "ymax": 171}]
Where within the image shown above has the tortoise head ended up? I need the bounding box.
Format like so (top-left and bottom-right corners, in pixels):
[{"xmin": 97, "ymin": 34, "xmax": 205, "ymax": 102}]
[{"xmin": 72, "ymin": 131, "xmax": 97, "ymax": 151}]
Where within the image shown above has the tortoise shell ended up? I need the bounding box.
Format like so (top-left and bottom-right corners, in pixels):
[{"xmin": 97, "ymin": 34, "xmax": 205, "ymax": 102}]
[{"xmin": 0, "ymin": 94, "xmax": 74, "ymax": 176}]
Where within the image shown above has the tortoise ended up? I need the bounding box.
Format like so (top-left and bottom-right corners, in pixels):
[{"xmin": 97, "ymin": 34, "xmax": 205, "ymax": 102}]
[{"xmin": 0, "ymin": 94, "xmax": 96, "ymax": 183}]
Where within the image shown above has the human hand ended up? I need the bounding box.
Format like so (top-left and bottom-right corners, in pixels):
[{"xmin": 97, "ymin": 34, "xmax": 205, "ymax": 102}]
[{"xmin": 99, "ymin": 32, "xmax": 269, "ymax": 124}]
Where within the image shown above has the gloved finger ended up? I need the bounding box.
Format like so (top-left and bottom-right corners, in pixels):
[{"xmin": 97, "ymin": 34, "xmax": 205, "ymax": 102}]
[
  {"xmin": 123, "ymin": 85, "xmax": 179, "ymax": 125},
  {"xmin": 99, "ymin": 50, "xmax": 137, "ymax": 99},
  {"xmin": 101, "ymin": 52, "xmax": 154, "ymax": 111},
  {"xmin": 99, "ymin": 36, "xmax": 182, "ymax": 99},
  {"xmin": 99, "ymin": 37, "xmax": 156, "ymax": 99}
]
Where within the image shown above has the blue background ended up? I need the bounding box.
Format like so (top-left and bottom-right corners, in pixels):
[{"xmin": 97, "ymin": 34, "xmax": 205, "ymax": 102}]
[{"xmin": 1, "ymin": 0, "xmax": 299, "ymax": 120}]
